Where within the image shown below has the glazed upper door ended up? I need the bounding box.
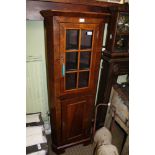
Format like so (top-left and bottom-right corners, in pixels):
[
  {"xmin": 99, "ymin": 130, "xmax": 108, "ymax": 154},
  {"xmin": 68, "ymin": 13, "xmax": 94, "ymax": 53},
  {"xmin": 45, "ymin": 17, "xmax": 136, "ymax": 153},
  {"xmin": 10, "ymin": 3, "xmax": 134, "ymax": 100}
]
[{"xmin": 60, "ymin": 23, "xmax": 100, "ymax": 96}]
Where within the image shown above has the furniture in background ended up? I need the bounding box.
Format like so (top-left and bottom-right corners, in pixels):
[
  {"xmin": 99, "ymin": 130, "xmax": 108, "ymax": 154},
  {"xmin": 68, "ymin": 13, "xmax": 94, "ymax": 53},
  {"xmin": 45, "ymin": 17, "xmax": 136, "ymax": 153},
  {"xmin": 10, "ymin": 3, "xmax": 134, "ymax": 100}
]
[
  {"xmin": 26, "ymin": 112, "xmax": 48, "ymax": 155},
  {"xmin": 104, "ymin": 83, "xmax": 129, "ymax": 155},
  {"xmin": 96, "ymin": 3, "xmax": 129, "ymax": 129},
  {"xmin": 41, "ymin": 10, "xmax": 110, "ymax": 154},
  {"xmin": 93, "ymin": 82, "xmax": 129, "ymax": 155}
]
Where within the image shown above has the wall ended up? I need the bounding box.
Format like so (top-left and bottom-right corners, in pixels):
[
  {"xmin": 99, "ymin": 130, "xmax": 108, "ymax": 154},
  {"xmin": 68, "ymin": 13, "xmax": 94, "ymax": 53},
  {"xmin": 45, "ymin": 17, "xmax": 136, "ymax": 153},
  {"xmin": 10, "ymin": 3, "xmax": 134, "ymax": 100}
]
[{"xmin": 26, "ymin": 20, "xmax": 49, "ymax": 121}]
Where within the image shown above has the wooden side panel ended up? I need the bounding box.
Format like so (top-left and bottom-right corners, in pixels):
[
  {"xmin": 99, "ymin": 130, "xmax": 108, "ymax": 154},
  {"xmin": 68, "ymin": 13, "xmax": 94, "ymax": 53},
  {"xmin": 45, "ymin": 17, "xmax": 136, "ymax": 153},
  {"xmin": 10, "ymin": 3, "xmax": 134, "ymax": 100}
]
[
  {"xmin": 44, "ymin": 17, "xmax": 62, "ymax": 145},
  {"xmin": 61, "ymin": 96, "xmax": 94, "ymax": 144}
]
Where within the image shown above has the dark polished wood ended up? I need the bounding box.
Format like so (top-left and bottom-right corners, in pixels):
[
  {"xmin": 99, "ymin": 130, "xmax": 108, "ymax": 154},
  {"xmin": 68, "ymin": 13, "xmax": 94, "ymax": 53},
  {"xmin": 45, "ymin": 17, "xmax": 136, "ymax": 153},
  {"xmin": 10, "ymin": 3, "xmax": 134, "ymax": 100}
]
[
  {"xmin": 61, "ymin": 96, "xmax": 94, "ymax": 144},
  {"xmin": 105, "ymin": 3, "xmax": 129, "ymax": 58},
  {"xmin": 41, "ymin": 10, "xmax": 107, "ymax": 153},
  {"xmin": 27, "ymin": 0, "xmax": 114, "ymax": 20},
  {"xmin": 103, "ymin": 49, "xmax": 129, "ymax": 58},
  {"xmin": 96, "ymin": 56, "xmax": 129, "ymax": 129},
  {"xmin": 41, "ymin": 10, "xmax": 111, "ymax": 18}
]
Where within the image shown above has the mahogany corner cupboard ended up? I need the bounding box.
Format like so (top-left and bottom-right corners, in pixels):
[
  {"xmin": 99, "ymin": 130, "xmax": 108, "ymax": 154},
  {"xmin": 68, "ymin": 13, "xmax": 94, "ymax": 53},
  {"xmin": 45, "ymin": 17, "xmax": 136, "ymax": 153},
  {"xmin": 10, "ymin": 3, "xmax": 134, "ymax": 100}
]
[{"xmin": 41, "ymin": 10, "xmax": 110, "ymax": 153}]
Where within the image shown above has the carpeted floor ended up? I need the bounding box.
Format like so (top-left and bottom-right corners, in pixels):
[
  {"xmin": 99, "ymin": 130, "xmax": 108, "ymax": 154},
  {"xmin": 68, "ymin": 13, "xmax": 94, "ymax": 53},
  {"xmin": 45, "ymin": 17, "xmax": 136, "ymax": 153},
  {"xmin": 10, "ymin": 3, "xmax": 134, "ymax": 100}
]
[{"xmin": 47, "ymin": 135, "xmax": 94, "ymax": 155}]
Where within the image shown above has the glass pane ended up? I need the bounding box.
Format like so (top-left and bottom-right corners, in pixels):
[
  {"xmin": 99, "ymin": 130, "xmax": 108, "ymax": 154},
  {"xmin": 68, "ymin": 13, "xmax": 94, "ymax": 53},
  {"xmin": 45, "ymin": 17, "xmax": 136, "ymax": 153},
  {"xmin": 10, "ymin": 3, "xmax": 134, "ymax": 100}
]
[
  {"xmin": 66, "ymin": 73, "xmax": 77, "ymax": 90},
  {"xmin": 66, "ymin": 30, "xmax": 79, "ymax": 50},
  {"xmin": 81, "ymin": 30, "xmax": 93, "ymax": 49},
  {"xmin": 66, "ymin": 52, "xmax": 78, "ymax": 71},
  {"xmin": 117, "ymin": 13, "xmax": 129, "ymax": 34},
  {"xmin": 78, "ymin": 71, "xmax": 89, "ymax": 88},
  {"xmin": 79, "ymin": 51, "xmax": 91, "ymax": 69}
]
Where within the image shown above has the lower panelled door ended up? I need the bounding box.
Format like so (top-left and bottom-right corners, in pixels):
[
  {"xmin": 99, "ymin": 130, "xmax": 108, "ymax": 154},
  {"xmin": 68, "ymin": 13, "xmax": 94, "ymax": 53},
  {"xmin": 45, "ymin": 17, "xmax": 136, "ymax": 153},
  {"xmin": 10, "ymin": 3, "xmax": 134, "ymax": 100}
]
[{"xmin": 61, "ymin": 96, "xmax": 94, "ymax": 144}]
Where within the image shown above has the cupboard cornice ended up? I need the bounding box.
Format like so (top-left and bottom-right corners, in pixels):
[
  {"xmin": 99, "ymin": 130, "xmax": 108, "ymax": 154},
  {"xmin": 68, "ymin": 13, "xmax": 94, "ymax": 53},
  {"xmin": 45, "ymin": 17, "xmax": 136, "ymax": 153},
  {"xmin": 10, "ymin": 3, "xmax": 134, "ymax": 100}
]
[{"xmin": 26, "ymin": 0, "xmax": 127, "ymax": 20}]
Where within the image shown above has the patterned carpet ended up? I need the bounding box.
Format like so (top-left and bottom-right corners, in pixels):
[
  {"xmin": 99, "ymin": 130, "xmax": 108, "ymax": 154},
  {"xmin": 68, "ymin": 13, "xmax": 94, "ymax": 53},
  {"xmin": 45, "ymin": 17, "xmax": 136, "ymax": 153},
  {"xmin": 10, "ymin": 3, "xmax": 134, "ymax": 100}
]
[{"xmin": 47, "ymin": 135, "xmax": 94, "ymax": 155}]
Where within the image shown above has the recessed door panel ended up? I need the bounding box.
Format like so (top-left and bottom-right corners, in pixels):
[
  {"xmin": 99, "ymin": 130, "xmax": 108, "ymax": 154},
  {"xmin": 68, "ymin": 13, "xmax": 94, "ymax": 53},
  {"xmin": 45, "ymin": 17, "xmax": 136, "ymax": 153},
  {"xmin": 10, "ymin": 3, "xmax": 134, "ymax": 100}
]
[{"xmin": 61, "ymin": 96, "xmax": 93, "ymax": 143}]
